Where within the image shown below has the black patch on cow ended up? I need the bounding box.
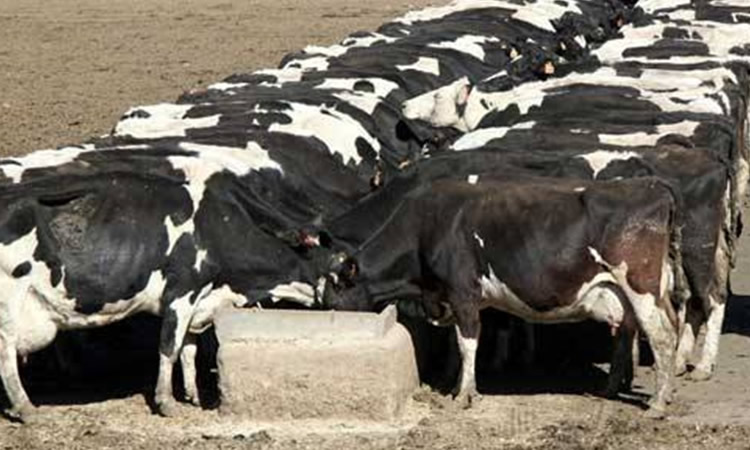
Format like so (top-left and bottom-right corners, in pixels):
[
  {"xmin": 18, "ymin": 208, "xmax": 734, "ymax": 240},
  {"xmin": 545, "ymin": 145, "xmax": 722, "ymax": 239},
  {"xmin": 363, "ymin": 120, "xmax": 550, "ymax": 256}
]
[
  {"xmin": 258, "ymin": 100, "xmax": 292, "ymax": 111},
  {"xmin": 669, "ymin": 97, "xmax": 692, "ymax": 105},
  {"xmin": 353, "ymin": 80, "xmax": 375, "ymax": 93},
  {"xmin": 287, "ymin": 63, "xmax": 302, "ymax": 69},
  {"xmin": 128, "ymin": 109, "xmax": 151, "ymax": 119},
  {"xmin": 38, "ymin": 191, "xmax": 88, "ymax": 208},
  {"xmin": 12, "ymin": 261, "xmax": 31, "ymax": 278},
  {"xmin": 692, "ymin": 31, "xmax": 704, "ymax": 40},
  {"xmin": 554, "ymin": 0, "xmax": 568, "ymax": 6},
  {"xmin": 355, "ymin": 137, "xmax": 377, "ymax": 162},
  {"xmin": 223, "ymin": 73, "xmax": 278, "ymax": 85},
  {"xmin": 0, "ymin": 160, "xmax": 22, "ymax": 167},
  {"xmin": 476, "ymin": 103, "xmax": 522, "ymax": 129},
  {"xmin": 730, "ymin": 45, "xmax": 750, "ymax": 56},
  {"xmin": 662, "ymin": 27, "xmax": 690, "ymax": 39},
  {"xmin": 656, "ymin": 134, "xmax": 695, "ymax": 149},
  {"xmin": 623, "ymin": 40, "xmax": 710, "ymax": 59}
]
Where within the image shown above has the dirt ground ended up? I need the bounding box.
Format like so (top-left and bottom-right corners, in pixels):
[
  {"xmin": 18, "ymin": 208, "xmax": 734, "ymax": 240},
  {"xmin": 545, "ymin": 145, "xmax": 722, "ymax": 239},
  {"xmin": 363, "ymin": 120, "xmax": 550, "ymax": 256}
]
[{"xmin": 1, "ymin": 0, "xmax": 750, "ymax": 448}]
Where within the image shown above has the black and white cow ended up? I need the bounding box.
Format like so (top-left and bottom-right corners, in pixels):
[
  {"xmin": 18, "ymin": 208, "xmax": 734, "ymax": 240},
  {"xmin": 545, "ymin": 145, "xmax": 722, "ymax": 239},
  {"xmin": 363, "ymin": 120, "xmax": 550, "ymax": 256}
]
[
  {"xmin": 322, "ymin": 175, "xmax": 680, "ymax": 417},
  {"xmin": 0, "ymin": 144, "xmax": 332, "ymax": 423}
]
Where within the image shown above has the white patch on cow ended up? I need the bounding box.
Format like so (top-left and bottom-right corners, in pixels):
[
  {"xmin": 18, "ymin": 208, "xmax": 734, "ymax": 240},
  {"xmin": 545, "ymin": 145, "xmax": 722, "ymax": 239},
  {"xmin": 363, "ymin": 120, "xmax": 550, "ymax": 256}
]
[
  {"xmin": 667, "ymin": 8, "xmax": 696, "ymax": 21},
  {"xmin": 574, "ymin": 187, "xmax": 585, "ymax": 192},
  {"xmin": 314, "ymin": 77, "xmax": 400, "ymax": 98},
  {"xmin": 598, "ymin": 121, "xmax": 701, "ymax": 147},
  {"xmin": 394, "ymin": 0, "xmax": 506, "ymax": 25},
  {"xmin": 170, "ymin": 141, "xmax": 281, "ymax": 213},
  {"xmin": 303, "ymin": 33, "xmax": 398, "ymax": 58},
  {"xmin": 428, "ymin": 35, "xmax": 500, "ymax": 61},
  {"xmin": 482, "ymin": 70, "xmax": 507, "ymax": 83},
  {"xmin": 331, "ymin": 92, "xmax": 383, "ymax": 115},
  {"xmin": 467, "ymin": 174, "xmax": 479, "ymax": 185},
  {"xmin": 451, "ymin": 121, "xmax": 535, "ymax": 151},
  {"xmin": 455, "ymin": 327, "xmax": 478, "ymax": 396},
  {"xmin": 396, "ymin": 0, "xmax": 579, "ymax": 32},
  {"xmin": 313, "ymin": 78, "xmax": 400, "ymax": 115},
  {"xmin": 164, "ymin": 215, "xmax": 195, "ymax": 255},
  {"xmin": 402, "ymin": 77, "xmax": 471, "ymax": 131},
  {"xmin": 574, "ymin": 35, "xmax": 586, "ymax": 48},
  {"xmin": 179, "ymin": 141, "xmax": 281, "ymax": 175},
  {"xmin": 189, "ymin": 285, "xmax": 247, "ymax": 333},
  {"xmin": 514, "ymin": 121, "xmax": 535, "ymax": 130},
  {"xmin": 207, "ymin": 82, "xmax": 247, "ymax": 91},
  {"xmin": 712, "ymin": 0, "xmax": 748, "ymax": 6},
  {"xmin": 638, "ymin": 0, "xmax": 691, "ymax": 13},
  {"xmin": 0, "ymin": 145, "xmax": 91, "ymax": 183},
  {"xmin": 478, "ymin": 263, "xmax": 624, "ymax": 325},
  {"xmin": 396, "ymin": 57, "xmax": 441, "ymax": 76},
  {"xmin": 194, "ymin": 249, "xmax": 208, "ymax": 273},
  {"xmin": 114, "ymin": 104, "xmax": 220, "ymax": 140},
  {"xmin": 268, "ymin": 102, "xmax": 380, "ymax": 165},
  {"xmin": 452, "ymin": 127, "xmax": 510, "ymax": 150},
  {"xmin": 473, "ymin": 232, "xmax": 484, "ymax": 248},
  {"xmin": 578, "ymin": 150, "xmax": 642, "ymax": 178},
  {"xmin": 255, "ymin": 67, "xmax": 304, "ymax": 86},
  {"xmin": 268, "ymin": 281, "xmax": 316, "ymax": 307}
]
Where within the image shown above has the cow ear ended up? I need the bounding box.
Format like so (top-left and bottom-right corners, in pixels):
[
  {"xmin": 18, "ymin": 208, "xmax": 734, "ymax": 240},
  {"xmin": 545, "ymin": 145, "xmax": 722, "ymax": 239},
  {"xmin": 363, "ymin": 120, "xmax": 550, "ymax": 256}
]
[
  {"xmin": 457, "ymin": 83, "xmax": 471, "ymax": 106},
  {"xmin": 343, "ymin": 257, "xmax": 359, "ymax": 280},
  {"xmin": 317, "ymin": 231, "xmax": 332, "ymax": 248}
]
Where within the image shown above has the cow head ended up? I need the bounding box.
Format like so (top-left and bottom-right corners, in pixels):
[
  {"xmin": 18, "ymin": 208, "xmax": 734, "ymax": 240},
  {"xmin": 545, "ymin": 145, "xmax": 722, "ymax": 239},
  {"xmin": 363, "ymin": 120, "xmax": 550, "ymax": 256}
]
[
  {"xmin": 320, "ymin": 252, "xmax": 370, "ymax": 311},
  {"xmin": 401, "ymin": 77, "xmax": 472, "ymax": 132}
]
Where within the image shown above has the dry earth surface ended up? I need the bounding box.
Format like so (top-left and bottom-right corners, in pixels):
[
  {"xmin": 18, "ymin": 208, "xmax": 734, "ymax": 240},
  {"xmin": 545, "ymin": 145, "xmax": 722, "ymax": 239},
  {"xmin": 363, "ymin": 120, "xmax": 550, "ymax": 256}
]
[{"xmin": 1, "ymin": 0, "xmax": 750, "ymax": 449}]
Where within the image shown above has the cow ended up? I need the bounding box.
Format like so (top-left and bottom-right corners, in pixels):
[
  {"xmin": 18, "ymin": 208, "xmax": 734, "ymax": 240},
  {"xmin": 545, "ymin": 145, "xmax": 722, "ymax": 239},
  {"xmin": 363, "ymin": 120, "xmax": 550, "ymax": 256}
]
[
  {"xmin": 321, "ymin": 175, "xmax": 681, "ymax": 418},
  {"xmin": 0, "ymin": 144, "xmax": 331, "ymax": 423}
]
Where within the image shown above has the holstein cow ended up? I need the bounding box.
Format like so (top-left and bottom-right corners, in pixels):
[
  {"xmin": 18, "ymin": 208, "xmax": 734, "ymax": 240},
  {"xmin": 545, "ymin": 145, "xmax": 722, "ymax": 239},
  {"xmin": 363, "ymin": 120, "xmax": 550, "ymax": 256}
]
[
  {"xmin": 322, "ymin": 175, "xmax": 681, "ymax": 417},
  {"xmin": 0, "ymin": 144, "xmax": 329, "ymax": 422}
]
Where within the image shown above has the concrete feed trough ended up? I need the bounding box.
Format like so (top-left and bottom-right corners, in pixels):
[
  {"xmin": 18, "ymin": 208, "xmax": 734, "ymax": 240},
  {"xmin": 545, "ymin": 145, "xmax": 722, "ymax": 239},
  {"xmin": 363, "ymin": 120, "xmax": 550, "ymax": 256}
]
[{"xmin": 215, "ymin": 305, "xmax": 419, "ymax": 421}]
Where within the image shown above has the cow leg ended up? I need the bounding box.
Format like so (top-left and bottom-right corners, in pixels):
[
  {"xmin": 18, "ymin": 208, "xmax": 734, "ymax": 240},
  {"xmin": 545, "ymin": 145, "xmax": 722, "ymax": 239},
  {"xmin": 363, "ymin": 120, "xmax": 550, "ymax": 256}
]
[
  {"xmin": 155, "ymin": 293, "xmax": 195, "ymax": 417},
  {"xmin": 604, "ymin": 309, "xmax": 637, "ymax": 398},
  {"xmin": 180, "ymin": 333, "xmax": 200, "ymax": 407},
  {"xmin": 675, "ymin": 299, "xmax": 703, "ymax": 376},
  {"xmin": 0, "ymin": 334, "xmax": 35, "ymax": 422},
  {"xmin": 691, "ymin": 298, "xmax": 726, "ymax": 381},
  {"xmin": 520, "ymin": 320, "xmax": 535, "ymax": 369},
  {"xmin": 452, "ymin": 308, "xmax": 481, "ymax": 408},
  {"xmin": 0, "ymin": 281, "xmax": 58, "ymax": 423}
]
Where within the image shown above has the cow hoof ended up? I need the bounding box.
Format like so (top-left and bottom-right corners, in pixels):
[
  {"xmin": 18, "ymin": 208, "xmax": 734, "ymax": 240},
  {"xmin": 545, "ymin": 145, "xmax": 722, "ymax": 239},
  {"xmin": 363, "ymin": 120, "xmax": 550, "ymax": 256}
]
[
  {"xmin": 688, "ymin": 367, "xmax": 712, "ymax": 382},
  {"xmin": 600, "ymin": 386, "xmax": 619, "ymax": 400},
  {"xmin": 453, "ymin": 390, "xmax": 481, "ymax": 410},
  {"xmin": 645, "ymin": 400, "xmax": 667, "ymax": 420},
  {"xmin": 185, "ymin": 395, "xmax": 201, "ymax": 408},
  {"xmin": 644, "ymin": 407, "xmax": 667, "ymax": 420},
  {"xmin": 156, "ymin": 399, "xmax": 180, "ymax": 418},
  {"xmin": 5, "ymin": 404, "xmax": 39, "ymax": 424}
]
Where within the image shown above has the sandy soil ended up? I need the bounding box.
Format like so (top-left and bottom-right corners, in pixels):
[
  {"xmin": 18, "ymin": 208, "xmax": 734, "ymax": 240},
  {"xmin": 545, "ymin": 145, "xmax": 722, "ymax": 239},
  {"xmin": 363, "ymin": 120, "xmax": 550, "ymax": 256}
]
[
  {"xmin": 1, "ymin": 0, "xmax": 750, "ymax": 448},
  {"xmin": 0, "ymin": 0, "xmax": 437, "ymax": 156}
]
